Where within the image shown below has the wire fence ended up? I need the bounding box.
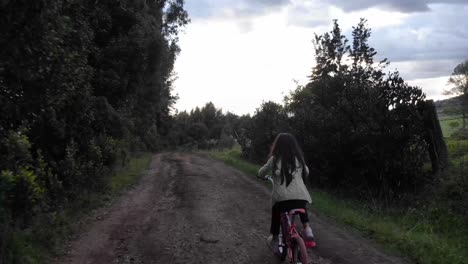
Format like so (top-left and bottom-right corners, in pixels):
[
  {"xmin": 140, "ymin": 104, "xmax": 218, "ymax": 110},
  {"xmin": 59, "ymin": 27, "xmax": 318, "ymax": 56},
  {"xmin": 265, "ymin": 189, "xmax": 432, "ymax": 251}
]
[
  {"xmin": 439, "ymin": 117, "xmax": 465, "ymax": 121},
  {"xmin": 436, "ymin": 102, "xmax": 467, "ymax": 122}
]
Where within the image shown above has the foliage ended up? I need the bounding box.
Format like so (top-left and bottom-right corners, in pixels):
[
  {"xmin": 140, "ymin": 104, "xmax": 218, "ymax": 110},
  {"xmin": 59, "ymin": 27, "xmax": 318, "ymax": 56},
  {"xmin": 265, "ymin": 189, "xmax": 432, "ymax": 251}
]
[
  {"xmin": 110, "ymin": 153, "xmax": 152, "ymax": 193},
  {"xmin": 243, "ymin": 19, "xmax": 429, "ymax": 202},
  {"xmin": 441, "ymin": 139, "xmax": 468, "ymax": 219},
  {"xmin": 443, "ymin": 60, "xmax": 468, "ymax": 129},
  {"xmin": 1, "ymin": 153, "xmax": 152, "ymax": 264},
  {"xmin": 1, "ymin": 169, "xmax": 44, "ymax": 227},
  {"xmin": 169, "ymin": 102, "xmax": 247, "ymax": 150},
  {"xmin": 284, "ymin": 20, "xmax": 427, "ymax": 201},
  {"xmin": 242, "ymin": 101, "xmax": 290, "ymax": 162},
  {"xmin": 445, "ymin": 59, "xmax": 468, "ymax": 98},
  {"xmin": 0, "ymin": 0, "xmax": 188, "ymax": 261},
  {"xmin": 195, "ymin": 20, "xmax": 431, "ymax": 203}
]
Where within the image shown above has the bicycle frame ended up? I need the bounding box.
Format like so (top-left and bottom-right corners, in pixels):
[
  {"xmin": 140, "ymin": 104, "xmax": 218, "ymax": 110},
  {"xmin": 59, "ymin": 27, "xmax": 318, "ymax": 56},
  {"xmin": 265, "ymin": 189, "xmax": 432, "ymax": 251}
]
[
  {"xmin": 279, "ymin": 209, "xmax": 306, "ymax": 262},
  {"xmin": 265, "ymin": 175, "xmax": 308, "ymax": 263}
]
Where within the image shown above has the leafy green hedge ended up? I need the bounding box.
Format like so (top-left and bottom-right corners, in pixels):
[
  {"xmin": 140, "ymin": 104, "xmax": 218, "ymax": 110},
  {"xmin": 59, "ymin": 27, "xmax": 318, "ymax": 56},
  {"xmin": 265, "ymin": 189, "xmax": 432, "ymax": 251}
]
[{"xmin": 1, "ymin": 153, "xmax": 151, "ymax": 264}]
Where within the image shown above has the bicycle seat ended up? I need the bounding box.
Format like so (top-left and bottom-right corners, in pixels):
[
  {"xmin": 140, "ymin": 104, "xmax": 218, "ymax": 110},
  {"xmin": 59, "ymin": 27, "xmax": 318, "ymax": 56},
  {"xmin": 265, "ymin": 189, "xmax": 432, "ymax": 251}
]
[{"xmin": 288, "ymin": 208, "xmax": 306, "ymax": 216}]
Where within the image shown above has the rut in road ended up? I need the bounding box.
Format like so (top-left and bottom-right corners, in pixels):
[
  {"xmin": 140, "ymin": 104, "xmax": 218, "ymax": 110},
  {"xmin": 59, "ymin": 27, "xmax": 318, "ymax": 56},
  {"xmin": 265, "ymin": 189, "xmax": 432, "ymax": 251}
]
[{"xmin": 56, "ymin": 153, "xmax": 407, "ymax": 264}]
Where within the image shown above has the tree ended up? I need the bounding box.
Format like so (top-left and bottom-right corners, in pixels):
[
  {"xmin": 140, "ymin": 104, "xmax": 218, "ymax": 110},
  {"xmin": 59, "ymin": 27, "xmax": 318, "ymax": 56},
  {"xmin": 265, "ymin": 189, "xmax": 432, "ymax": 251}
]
[
  {"xmin": 0, "ymin": 0, "xmax": 189, "ymax": 260},
  {"xmin": 445, "ymin": 60, "xmax": 468, "ymax": 98},
  {"xmin": 169, "ymin": 102, "xmax": 240, "ymax": 150},
  {"xmin": 245, "ymin": 101, "xmax": 290, "ymax": 163},
  {"xmin": 285, "ymin": 19, "xmax": 428, "ymax": 201},
  {"xmin": 200, "ymin": 102, "xmax": 223, "ymax": 139},
  {"xmin": 443, "ymin": 60, "xmax": 468, "ymax": 128}
]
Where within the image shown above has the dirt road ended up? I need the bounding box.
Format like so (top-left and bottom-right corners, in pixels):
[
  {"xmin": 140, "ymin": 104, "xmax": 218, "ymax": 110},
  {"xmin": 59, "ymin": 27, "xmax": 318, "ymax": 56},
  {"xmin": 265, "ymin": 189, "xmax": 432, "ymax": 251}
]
[{"xmin": 56, "ymin": 153, "xmax": 407, "ymax": 264}]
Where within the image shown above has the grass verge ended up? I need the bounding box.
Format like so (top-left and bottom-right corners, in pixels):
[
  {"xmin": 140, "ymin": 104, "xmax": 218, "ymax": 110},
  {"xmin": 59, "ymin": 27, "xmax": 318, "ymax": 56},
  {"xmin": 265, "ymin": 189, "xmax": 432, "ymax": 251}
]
[
  {"xmin": 440, "ymin": 117, "xmax": 464, "ymax": 137},
  {"xmin": 110, "ymin": 153, "xmax": 153, "ymax": 193},
  {"xmin": 8, "ymin": 152, "xmax": 152, "ymax": 264},
  {"xmin": 208, "ymin": 148, "xmax": 468, "ymax": 264}
]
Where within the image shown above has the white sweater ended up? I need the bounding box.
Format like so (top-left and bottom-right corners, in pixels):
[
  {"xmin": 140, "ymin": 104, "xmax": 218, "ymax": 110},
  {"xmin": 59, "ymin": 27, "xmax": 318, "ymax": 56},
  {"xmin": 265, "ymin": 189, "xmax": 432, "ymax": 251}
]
[{"xmin": 258, "ymin": 156, "xmax": 312, "ymax": 204}]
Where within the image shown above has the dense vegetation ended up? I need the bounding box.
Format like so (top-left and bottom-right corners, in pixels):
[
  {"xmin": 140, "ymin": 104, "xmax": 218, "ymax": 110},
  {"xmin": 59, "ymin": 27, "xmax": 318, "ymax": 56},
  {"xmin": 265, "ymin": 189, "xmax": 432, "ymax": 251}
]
[
  {"xmin": 203, "ymin": 48, "xmax": 468, "ymax": 263},
  {"xmin": 1, "ymin": 1, "xmax": 466, "ymax": 261},
  {"xmin": 0, "ymin": 0, "xmax": 188, "ymax": 262},
  {"xmin": 169, "ymin": 102, "xmax": 241, "ymax": 150},
  {"xmin": 177, "ymin": 20, "xmax": 467, "ymax": 226},
  {"xmin": 179, "ymin": 20, "xmax": 432, "ymax": 202}
]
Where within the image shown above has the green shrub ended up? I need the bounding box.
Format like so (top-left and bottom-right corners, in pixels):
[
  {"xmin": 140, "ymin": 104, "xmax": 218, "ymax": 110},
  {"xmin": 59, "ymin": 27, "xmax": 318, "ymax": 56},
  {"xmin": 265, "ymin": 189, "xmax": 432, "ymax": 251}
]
[
  {"xmin": 0, "ymin": 130, "xmax": 33, "ymax": 170},
  {"xmin": 217, "ymin": 133, "xmax": 236, "ymax": 149},
  {"xmin": 440, "ymin": 166, "xmax": 468, "ymax": 219},
  {"xmin": 1, "ymin": 169, "xmax": 44, "ymax": 227}
]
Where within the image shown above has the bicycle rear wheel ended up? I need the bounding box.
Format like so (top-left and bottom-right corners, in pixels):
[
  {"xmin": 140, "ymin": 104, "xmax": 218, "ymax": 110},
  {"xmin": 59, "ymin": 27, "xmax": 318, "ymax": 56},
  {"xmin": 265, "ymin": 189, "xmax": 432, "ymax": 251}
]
[{"xmin": 291, "ymin": 236, "xmax": 308, "ymax": 264}]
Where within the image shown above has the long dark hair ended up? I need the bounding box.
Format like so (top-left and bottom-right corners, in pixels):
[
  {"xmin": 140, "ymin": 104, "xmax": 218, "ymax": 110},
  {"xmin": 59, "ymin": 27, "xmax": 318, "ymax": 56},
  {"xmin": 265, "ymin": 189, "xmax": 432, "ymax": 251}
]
[{"xmin": 269, "ymin": 133, "xmax": 306, "ymax": 186}]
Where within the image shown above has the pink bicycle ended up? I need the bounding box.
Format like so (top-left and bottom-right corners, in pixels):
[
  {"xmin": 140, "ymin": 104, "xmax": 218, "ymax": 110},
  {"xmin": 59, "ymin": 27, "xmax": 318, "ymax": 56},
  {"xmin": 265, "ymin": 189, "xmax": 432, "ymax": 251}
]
[
  {"xmin": 265, "ymin": 176, "xmax": 309, "ymax": 264},
  {"xmin": 277, "ymin": 208, "xmax": 309, "ymax": 263}
]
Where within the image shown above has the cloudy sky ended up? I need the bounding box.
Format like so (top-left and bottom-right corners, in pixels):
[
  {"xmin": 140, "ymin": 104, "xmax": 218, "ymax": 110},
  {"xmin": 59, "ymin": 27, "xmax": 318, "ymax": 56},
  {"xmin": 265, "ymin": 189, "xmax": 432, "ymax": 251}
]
[{"xmin": 173, "ymin": 0, "xmax": 468, "ymax": 115}]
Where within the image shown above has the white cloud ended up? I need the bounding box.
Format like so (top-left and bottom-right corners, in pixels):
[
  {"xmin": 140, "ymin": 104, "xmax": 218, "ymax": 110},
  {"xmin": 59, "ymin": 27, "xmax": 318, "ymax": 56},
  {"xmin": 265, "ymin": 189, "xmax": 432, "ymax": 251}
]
[
  {"xmin": 407, "ymin": 76, "xmax": 452, "ymax": 101},
  {"xmin": 328, "ymin": 6, "xmax": 410, "ymax": 30},
  {"xmin": 391, "ymin": 59, "xmax": 458, "ymax": 80},
  {"xmin": 174, "ymin": 10, "xmax": 316, "ymax": 114},
  {"xmin": 325, "ymin": 0, "xmax": 467, "ymax": 13},
  {"xmin": 371, "ymin": 4, "xmax": 468, "ymax": 63}
]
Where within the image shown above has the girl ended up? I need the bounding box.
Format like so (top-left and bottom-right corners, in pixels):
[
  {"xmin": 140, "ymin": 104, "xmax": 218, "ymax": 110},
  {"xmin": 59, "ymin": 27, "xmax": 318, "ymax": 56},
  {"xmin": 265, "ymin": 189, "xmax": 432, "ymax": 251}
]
[{"xmin": 258, "ymin": 133, "xmax": 316, "ymax": 251}]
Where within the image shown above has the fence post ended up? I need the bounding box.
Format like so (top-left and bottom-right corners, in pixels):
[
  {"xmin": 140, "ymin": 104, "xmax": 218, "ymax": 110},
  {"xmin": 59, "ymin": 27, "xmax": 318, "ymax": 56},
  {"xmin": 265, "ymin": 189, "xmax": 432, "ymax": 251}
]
[{"xmin": 423, "ymin": 100, "xmax": 449, "ymax": 173}]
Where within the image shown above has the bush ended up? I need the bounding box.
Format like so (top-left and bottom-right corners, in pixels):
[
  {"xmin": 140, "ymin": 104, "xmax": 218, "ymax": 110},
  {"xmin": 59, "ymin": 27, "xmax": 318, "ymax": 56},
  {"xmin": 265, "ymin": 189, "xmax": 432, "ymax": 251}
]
[
  {"xmin": 244, "ymin": 20, "xmax": 429, "ymax": 202},
  {"xmin": 217, "ymin": 133, "xmax": 236, "ymax": 149},
  {"xmin": 440, "ymin": 169, "xmax": 468, "ymax": 219},
  {"xmin": 1, "ymin": 168, "xmax": 44, "ymax": 227},
  {"xmin": 0, "ymin": 130, "xmax": 33, "ymax": 171}
]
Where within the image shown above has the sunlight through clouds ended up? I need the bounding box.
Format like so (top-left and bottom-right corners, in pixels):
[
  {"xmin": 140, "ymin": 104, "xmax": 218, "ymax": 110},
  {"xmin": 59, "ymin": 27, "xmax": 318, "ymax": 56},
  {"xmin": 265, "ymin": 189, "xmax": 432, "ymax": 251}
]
[
  {"xmin": 174, "ymin": 10, "xmax": 317, "ymax": 114},
  {"xmin": 174, "ymin": 0, "xmax": 468, "ymax": 114},
  {"xmin": 408, "ymin": 76, "xmax": 452, "ymax": 101}
]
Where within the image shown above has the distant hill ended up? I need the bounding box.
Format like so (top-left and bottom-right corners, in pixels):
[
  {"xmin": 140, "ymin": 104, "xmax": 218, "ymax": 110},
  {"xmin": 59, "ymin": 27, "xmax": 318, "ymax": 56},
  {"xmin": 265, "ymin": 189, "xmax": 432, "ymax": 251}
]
[
  {"xmin": 434, "ymin": 95, "xmax": 464, "ymax": 117},
  {"xmin": 434, "ymin": 95, "xmax": 463, "ymax": 108},
  {"xmin": 434, "ymin": 95, "xmax": 467, "ymax": 137}
]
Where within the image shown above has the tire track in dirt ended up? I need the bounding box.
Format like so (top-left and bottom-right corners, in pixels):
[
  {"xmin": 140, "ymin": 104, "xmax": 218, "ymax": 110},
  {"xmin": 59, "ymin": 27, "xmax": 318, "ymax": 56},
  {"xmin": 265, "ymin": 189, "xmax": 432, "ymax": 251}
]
[{"xmin": 56, "ymin": 153, "xmax": 408, "ymax": 264}]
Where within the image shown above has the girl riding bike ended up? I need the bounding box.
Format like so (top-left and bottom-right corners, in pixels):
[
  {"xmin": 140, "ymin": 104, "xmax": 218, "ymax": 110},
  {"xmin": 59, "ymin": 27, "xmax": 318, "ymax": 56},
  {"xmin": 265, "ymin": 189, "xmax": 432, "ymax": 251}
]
[{"xmin": 258, "ymin": 133, "xmax": 316, "ymax": 253}]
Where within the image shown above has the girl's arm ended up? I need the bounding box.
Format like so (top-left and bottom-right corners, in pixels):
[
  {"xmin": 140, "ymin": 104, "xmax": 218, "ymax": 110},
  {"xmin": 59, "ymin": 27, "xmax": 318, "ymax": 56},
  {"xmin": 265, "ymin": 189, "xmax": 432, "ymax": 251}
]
[{"xmin": 258, "ymin": 156, "xmax": 274, "ymax": 179}]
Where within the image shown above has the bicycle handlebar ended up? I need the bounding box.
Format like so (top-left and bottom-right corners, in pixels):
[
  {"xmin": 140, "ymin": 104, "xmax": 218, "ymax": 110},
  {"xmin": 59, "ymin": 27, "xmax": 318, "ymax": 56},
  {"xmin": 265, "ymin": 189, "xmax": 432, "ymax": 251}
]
[{"xmin": 264, "ymin": 175, "xmax": 273, "ymax": 184}]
